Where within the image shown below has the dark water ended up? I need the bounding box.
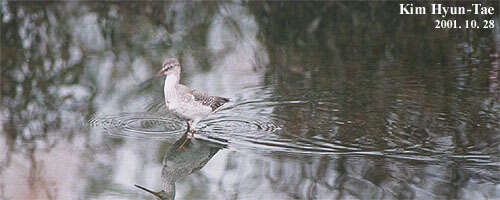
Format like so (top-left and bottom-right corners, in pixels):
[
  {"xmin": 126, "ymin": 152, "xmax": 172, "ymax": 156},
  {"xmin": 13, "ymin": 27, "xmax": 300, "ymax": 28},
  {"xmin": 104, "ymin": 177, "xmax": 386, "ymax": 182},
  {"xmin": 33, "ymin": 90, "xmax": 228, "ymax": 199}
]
[{"xmin": 1, "ymin": 1, "xmax": 499, "ymax": 200}]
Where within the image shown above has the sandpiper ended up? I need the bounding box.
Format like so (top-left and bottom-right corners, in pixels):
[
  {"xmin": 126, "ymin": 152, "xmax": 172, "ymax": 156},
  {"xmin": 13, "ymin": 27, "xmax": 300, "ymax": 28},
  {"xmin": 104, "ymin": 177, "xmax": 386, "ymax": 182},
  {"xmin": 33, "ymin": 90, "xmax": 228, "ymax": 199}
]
[{"xmin": 153, "ymin": 58, "xmax": 230, "ymax": 138}]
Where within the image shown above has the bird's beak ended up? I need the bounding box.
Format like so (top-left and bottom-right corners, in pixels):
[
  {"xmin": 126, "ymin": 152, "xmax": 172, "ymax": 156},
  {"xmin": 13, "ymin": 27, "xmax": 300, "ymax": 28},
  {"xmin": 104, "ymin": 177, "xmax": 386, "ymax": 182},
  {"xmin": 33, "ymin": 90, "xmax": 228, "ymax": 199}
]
[
  {"xmin": 137, "ymin": 70, "xmax": 167, "ymax": 88},
  {"xmin": 154, "ymin": 69, "xmax": 167, "ymax": 79}
]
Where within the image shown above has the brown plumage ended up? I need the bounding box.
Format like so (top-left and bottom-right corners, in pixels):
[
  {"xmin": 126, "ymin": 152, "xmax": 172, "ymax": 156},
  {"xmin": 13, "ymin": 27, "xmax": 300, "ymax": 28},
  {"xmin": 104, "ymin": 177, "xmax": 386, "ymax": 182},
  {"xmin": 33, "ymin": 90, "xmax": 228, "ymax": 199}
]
[{"xmin": 190, "ymin": 89, "xmax": 230, "ymax": 111}]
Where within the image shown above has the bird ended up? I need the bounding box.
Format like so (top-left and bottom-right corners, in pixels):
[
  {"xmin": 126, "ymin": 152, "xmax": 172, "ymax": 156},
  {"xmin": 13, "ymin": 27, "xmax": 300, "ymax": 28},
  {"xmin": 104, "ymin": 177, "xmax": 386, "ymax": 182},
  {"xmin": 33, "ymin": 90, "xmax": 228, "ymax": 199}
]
[{"xmin": 152, "ymin": 58, "xmax": 230, "ymax": 144}]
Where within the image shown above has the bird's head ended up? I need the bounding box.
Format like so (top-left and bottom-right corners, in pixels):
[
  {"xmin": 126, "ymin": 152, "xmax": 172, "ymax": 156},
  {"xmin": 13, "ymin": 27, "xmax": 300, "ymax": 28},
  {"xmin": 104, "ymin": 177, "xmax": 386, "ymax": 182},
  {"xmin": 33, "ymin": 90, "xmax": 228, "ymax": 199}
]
[{"xmin": 155, "ymin": 58, "xmax": 181, "ymax": 79}]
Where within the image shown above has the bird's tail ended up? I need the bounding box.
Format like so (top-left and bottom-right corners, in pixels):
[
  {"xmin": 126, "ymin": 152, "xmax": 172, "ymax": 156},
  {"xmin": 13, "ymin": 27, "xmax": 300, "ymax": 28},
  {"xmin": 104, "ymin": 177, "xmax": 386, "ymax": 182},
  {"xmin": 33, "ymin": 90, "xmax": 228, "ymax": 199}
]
[{"xmin": 211, "ymin": 96, "xmax": 230, "ymax": 111}]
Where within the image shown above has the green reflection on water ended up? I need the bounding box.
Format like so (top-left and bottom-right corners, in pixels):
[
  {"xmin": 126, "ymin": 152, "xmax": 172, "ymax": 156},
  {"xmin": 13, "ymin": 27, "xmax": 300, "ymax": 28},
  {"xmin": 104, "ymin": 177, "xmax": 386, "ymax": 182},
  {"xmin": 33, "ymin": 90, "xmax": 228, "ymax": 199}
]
[{"xmin": 1, "ymin": 1, "xmax": 499, "ymax": 200}]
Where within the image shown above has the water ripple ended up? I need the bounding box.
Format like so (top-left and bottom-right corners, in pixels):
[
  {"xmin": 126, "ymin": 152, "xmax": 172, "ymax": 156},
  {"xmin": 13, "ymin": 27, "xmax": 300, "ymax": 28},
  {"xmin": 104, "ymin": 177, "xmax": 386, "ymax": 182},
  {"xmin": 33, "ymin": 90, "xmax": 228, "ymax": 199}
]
[
  {"xmin": 89, "ymin": 92, "xmax": 498, "ymax": 167},
  {"xmin": 89, "ymin": 112, "xmax": 185, "ymax": 139}
]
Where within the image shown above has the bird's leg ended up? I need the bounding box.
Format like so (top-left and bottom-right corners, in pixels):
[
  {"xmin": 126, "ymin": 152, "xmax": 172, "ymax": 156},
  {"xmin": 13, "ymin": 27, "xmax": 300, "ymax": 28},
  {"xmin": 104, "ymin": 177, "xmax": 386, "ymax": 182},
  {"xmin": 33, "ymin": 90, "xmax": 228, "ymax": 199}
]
[
  {"xmin": 178, "ymin": 121, "xmax": 191, "ymax": 149},
  {"xmin": 185, "ymin": 121, "xmax": 190, "ymax": 135},
  {"xmin": 190, "ymin": 120, "xmax": 198, "ymax": 137},
  {"xmin": 190, "ymin": 129, "xmax": 195, "ymax": 137}
]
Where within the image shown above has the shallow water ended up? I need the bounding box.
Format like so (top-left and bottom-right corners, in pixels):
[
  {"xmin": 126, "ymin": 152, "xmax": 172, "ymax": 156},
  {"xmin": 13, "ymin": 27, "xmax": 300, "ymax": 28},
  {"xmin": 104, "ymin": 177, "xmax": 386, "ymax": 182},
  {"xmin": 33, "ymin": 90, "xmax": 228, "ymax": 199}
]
[{"xmin": 1, "ymin": 1, "xmax": 499, "ymax": 200}]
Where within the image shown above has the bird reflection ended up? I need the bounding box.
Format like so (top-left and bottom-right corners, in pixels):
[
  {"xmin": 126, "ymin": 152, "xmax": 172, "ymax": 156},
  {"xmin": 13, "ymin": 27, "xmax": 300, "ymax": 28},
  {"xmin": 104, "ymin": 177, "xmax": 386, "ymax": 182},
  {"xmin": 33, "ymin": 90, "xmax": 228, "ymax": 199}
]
[{"xmin": 135, "ymin": 133, "xmax": 227, "ymax": 200}]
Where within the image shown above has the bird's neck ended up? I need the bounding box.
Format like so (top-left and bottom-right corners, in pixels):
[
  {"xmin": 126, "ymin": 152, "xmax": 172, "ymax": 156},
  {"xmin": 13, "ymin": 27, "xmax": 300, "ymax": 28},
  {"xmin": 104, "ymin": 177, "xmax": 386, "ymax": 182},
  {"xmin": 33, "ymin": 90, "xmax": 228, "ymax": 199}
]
[{"xmin": 164, "ymin": 72, "xmax": 180, "ymax": 92}]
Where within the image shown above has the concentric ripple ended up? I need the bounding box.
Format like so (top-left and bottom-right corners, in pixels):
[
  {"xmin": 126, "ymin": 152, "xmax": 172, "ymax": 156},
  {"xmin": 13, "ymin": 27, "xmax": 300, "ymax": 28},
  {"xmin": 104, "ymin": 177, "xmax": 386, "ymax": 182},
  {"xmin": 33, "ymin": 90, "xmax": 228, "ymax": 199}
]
[
  {"xmin": 89, "ymin": 85, "xmax": 499, "ymax": 167},
  {"xmin": 89, "ymin": 112, "xmax": 186, "ymax": 139},
  {"xmin": 203, "ymin": 116, "xmax": 282, "ymax": 136}
]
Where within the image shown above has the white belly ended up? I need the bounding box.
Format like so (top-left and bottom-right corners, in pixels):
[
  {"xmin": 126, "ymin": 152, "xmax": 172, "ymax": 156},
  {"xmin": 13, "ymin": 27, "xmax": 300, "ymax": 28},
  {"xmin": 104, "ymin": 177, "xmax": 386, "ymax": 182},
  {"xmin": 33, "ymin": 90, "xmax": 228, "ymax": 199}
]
[{"xmin": 166, "ymin": 100, "xmax": 211, "ymax": 122}]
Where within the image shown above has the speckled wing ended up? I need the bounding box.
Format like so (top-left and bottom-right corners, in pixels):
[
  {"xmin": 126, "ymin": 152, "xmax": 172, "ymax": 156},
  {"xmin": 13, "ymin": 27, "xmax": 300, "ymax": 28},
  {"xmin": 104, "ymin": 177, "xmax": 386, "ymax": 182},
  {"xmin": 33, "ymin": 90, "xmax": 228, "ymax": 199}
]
[{"xmin": 189, "ymin": 89, "xmax": 230, "ymax": 111}]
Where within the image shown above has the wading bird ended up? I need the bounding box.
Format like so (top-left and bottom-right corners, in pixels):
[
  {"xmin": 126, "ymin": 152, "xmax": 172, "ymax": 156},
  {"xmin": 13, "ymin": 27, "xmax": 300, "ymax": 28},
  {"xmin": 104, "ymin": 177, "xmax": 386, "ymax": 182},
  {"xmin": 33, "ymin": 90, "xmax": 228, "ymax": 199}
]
[{"xmin": 151, "ymin": 58, "xmax": 230, "ymax": 147}]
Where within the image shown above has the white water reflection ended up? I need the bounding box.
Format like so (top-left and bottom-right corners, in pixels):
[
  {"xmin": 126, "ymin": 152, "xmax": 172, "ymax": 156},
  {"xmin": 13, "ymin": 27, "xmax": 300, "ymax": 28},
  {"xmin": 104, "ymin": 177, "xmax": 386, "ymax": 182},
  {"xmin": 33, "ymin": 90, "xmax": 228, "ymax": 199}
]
[{"xmin": 1, "ymin": 1, "xmax": 499, "ymax": 200}]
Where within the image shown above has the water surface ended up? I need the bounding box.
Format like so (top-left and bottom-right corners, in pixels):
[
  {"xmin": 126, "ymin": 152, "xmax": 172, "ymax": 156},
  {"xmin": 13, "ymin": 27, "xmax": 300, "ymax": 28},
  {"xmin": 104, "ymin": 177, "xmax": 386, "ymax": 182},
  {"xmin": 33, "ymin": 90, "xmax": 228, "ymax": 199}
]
[{"xmin": 1, "ymin": 1, "xmax": 499, "ymax": 200}]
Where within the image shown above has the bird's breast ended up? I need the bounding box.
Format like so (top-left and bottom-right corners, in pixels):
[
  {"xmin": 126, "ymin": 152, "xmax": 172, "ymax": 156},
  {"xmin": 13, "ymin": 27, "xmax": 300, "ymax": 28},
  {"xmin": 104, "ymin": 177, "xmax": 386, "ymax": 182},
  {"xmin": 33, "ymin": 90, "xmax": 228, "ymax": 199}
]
[{"xmin": 164, "ymin": 97, "xmax": 176, "ymax": 110}]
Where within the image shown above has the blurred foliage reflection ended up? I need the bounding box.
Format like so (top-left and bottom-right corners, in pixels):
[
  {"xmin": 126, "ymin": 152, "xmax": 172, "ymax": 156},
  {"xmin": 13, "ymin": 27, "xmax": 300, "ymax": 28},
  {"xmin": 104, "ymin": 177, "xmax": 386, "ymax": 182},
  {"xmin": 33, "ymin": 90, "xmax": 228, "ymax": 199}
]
[{"xmin": 1, "ymin": 1, "xmax": 499, "ymax": 200}]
